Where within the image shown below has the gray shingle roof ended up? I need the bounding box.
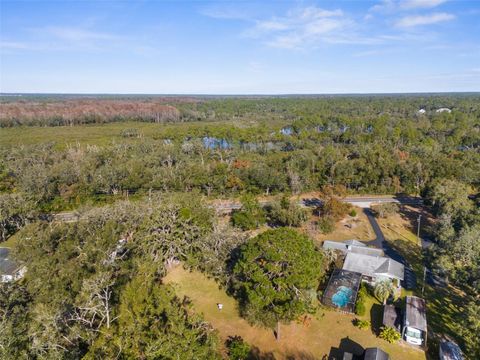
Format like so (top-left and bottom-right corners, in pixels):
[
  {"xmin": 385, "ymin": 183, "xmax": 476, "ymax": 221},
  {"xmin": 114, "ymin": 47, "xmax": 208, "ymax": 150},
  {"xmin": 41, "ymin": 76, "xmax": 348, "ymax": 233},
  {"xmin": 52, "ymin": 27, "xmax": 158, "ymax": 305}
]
[
  {"xmin": 342, "ymin": 253, "xmax": 404, "ymax": 281},
  {"xmin": 323, "ymin": 240, "xmax": 384, "ymax": 257}
]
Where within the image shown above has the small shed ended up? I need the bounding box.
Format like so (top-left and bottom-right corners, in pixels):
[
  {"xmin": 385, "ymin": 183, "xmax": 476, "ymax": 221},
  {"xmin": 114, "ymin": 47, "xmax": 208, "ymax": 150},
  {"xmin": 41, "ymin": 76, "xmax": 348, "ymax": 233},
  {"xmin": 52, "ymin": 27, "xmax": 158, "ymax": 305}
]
[
  {"xmin": 402, "ymin": 296, "xmax": 427, "ymax": 347},
  {"xmin": 363, "ymin": 347, "xmax": 390, "ymax": 360},
  {"xmin": 382, "ymin": 305, "xmax": 402, "ymax": 332}
]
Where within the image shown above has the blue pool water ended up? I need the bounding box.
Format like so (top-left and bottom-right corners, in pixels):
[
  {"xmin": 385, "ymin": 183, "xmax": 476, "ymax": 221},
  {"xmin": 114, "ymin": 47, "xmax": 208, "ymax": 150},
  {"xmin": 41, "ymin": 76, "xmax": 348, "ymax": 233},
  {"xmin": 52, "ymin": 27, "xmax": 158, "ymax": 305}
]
[{"xmin": 331, "ymin": 286, "xmax": 353, "ymax": 308}]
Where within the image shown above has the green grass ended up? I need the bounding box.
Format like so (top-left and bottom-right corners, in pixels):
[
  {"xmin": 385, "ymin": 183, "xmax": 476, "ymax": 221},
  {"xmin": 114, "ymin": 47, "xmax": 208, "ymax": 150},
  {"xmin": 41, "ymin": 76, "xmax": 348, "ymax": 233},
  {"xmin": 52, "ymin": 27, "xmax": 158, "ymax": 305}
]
[
  {"xmin": 1, "ymin": 233, "xmax": 20, "ymax": 249},
  {"xmin": 0, "ymin": 120, "xmax": 228, "ymax": 148},
  {"xmin": 164, "ymin": 266, "xmax": 425, "ymax": 360},
  {"xmin": 381, "ymin": 231, "xmax": 467, "ymax": 359},
  {"xmin": 0, "ymin": 118, "xmax": 286, "ymax": 149}
]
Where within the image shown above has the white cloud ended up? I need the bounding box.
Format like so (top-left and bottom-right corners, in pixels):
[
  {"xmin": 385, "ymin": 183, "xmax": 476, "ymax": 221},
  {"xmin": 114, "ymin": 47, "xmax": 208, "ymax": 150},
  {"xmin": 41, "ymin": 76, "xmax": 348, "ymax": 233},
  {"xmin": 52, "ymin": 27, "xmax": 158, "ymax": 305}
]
[
  {"xmin": 244, "ymin": 6, "xmax": 354, "ymax": 49},
  {"xmin": 0, "ymin": 41, "xmax": 30, "ymax": 50},
  {"xmin": 42, "ymin": 26, "xmax": 119, "ymax": 42},
  {"xmin": 370, "ymin": 0, "xmax": 448, "ymax": 13},
  {"xmin": 396, "ymin": 12, "xmax": 455, "ymax": 27},
  {"xmin": 401, "ymin": 0, "xmax": 448, "ymax": 9}
]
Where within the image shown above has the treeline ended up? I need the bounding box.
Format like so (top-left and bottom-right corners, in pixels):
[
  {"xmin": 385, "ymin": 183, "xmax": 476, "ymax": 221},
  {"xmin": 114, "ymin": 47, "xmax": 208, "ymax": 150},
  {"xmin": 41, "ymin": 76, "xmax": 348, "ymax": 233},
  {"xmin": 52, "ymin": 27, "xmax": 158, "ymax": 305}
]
[
  {"xmin": 0, "ymin": 99, "xmax": 185, "ymax": 127},
  {"xmin": 2, "ymin": 94, "xmax": 480, "ymax": 128},
  {"xmin": 424, "ymin": 180, "xmax": 480, "ymax": 358},
  {"xmin": 1, "ymin": 111, "xmax": 479, "ymax": 213}
]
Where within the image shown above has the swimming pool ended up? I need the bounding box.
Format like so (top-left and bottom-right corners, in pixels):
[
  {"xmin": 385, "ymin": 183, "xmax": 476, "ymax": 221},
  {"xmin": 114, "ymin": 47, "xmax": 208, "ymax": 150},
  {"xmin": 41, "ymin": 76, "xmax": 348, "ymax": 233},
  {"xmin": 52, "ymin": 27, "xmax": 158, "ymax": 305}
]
[{"xmin": 331, "ymin": 286, "xmax": 353, "ymax": 308}]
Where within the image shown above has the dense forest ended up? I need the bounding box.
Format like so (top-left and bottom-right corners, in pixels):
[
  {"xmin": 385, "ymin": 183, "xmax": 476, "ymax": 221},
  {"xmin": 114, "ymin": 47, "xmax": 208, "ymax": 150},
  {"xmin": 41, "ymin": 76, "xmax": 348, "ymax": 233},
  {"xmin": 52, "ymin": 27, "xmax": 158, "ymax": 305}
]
[{"xmin": 1, "ymin": 94, "xmax": 479, "ymax": 359}]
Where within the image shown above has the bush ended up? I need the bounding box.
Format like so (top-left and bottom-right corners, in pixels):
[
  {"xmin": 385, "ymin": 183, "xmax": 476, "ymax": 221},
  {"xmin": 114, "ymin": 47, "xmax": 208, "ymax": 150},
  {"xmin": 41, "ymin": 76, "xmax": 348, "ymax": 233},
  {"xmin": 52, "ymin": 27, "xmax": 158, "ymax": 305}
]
[
  {"xmin": 371, "ymin": 203, "xmax": 399, "ymax": 218},
  {"xmin": 268, "ymin": 196, "xmax": 308, "ymax": 227},
  {"xmin": 355, "ymin": 283, "xmax": 368, "ymax": 316},
  {"xmin": 231, "ymin": 211, "xmax": 258, "ymax": 230},
  {"xmin": 349, "ymin": 209, "xmax": 357, "ymax": 217},
  {"xmin": 353, "ymin": 318, "xmax": 370, "ymax": 330},
  {"xmin": 355, "ymin": 301, "xmax": 366, "ymax": 316},
  {"xmin": 317, "ymin": 216, "xmax": 335, "ymax": 234},
  {"xmin": 120, "ymin": 128, "xmax": 140, "ymax": 138},
  {"xmin": 321, "ymin": 197, "xmax": 351, "ymax": 220},
  {"xmin": 379, "ymin": 326, "xmax": 401, "ymax": 343},
  {"xmin": 226, "ymin": 336, "xmax": 251, "ymax": 360},
  {"xmin": 231, "ymin": 195, "xmax": 266, "ymax": 230}
]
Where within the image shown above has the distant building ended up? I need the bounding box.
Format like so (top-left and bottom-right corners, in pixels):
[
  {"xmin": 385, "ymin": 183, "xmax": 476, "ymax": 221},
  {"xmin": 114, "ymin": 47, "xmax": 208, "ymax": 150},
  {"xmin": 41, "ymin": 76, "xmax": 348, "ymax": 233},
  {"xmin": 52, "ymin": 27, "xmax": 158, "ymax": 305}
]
[
  {"xmin": 439, "ymin": 341, "xmax": 464, "ymax": 360},
  {"xmin": 0, "ymin": 248, "xmax": 26, "ymax": 283},
  {"xmin": 417, "ymin": 109, "xmax": 426, "ymax": 115},
  {"xmin": 436, "ymin": 108, "xmax": 452, "ymax": 113},
  {"xmin": 402, "ymin": 296, "xmax": 427, "ymax": 346}
]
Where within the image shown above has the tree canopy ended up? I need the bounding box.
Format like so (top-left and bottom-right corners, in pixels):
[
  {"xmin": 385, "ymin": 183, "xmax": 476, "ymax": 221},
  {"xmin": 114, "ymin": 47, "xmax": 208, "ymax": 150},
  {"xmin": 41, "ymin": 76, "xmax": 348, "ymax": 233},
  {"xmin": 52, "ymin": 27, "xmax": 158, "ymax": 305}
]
[{"xmin": 233, "ymin": 228, "xmax": 323, "ymax": 328}]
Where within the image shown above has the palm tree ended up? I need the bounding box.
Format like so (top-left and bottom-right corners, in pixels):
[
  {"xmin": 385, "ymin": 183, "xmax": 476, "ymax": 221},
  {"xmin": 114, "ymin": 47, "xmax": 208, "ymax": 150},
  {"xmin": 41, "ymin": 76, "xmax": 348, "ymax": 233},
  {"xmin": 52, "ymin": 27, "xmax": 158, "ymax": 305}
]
[{"xmin": 374, "ymin": 280, "xmax": 394, "ymax": 304}]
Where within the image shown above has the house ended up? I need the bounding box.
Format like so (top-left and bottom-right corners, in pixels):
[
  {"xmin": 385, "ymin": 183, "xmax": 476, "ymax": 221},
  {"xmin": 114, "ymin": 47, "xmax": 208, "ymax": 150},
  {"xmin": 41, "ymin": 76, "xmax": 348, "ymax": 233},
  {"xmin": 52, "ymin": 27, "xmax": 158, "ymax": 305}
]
[
  {"xmin": 402, "ymin": 296, "xmax": 427, "ymax": 346},
  {"xmin": 342, "ymin": 252, "xmax": 404, "ymax": 286},
  {"xmin": 439, "ymin": 341, "xmax": 463, "ymax": 360},
  {"xmin": 323, "ymin": 240, "xmax": 384, "ymax": 257},
  {"xmin": 436, "ymin": 108, "xmax": 452, "ymax": 113},
  {"xmin": 0, "ymin": 248, "xmax": 26, "ymax": 283}
]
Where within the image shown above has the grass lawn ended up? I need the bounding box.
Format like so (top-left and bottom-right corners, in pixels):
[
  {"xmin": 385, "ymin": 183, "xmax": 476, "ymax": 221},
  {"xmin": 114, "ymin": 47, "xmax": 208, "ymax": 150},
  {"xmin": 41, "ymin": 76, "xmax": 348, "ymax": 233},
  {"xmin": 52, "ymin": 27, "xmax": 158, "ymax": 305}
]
[
  {"xmin": 164, "ymin": 266, "xmax": 425, "ymax": 360},
  {"xmin": 309, "ymin": 207, "xmax": 376, "ymax": 244},
  {"xmin": 1, "ymin": 231, "xmax": 21, "ymax": 249}
]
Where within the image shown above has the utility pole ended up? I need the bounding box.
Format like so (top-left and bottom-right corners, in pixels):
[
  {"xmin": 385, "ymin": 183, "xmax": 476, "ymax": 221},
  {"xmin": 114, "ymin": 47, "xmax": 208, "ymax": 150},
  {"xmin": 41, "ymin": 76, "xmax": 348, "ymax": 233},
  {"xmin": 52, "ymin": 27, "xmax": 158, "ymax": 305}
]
[
  {"xmin": 416, "ymin": 214, "xmax": 422, "ymax": 244},
  {"xmin": 422, "ymin": 266, "xmax": 426, "ymax": 296},
  {"xmin": 417, "ymin": 213, "xmax": 426, "ymax": 295}
]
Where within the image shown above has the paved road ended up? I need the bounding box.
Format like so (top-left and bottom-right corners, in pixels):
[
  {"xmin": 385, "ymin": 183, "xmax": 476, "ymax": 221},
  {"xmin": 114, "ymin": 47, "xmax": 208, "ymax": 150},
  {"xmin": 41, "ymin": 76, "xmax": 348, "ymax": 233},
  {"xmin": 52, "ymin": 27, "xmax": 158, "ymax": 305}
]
[
  {"xmin": 50, "ymin": 195, "xmax": 424, "ymax": 221},
  {"xmin": 363, "ymin": 208, "xmax": 417, "ymax": 290}
]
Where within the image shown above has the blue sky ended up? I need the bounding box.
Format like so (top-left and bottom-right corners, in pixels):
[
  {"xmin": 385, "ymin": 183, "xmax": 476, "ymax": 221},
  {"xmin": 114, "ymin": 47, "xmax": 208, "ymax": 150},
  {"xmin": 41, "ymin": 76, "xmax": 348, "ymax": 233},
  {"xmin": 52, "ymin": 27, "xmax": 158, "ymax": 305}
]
[{"xmin": 1, "ymin": 0, "xmax": 479, "ymax": 94}]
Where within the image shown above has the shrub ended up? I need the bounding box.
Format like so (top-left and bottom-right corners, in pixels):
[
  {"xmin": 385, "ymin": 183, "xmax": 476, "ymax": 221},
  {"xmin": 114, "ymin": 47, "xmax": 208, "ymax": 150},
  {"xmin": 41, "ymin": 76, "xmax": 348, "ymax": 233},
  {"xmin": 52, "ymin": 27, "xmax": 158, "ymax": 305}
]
[
  {"xmin": 371, "ymin": 203, "xmax": 399, "ymax": 218},
  {"xmin": 231, "ymin": 195, "xmax": 266, "ymax": 230},
  {"xmin": 321, "ymin": 197, "xmax": 351, "ymax": 221},
  {"xmin": 226, "ymin": 336, "xmax": 251, "ymax": 360},
  {"xmin": 231, "ymin": 211, "xmax": 257, "ymax": 230},
  {"xmin": 379, "ymin": 326, "xmax": 401, "ymax": 343},
  {"xmin": 317, "ymin": 216, "xmax": 335, "ymax": 234},
  {"xmin": 120, "ymin": 128, "xmax": 140, "ymax": 138},
  {"xmin": 355, "ymin": 301, "xmax": 366, "ymax": 316},
  {"xmin": 349, "ymin": 209, "xmax": 357, "ymax": 217},
  {"xmin": 353, "ymin": 318, "xmax": 370, "ymax": 330},
  {"xmin": 355, "ymin": 283, "xmax": 368, "ymax": 316},
  {"xmin": 268, "ymin": 196, "xmax": 308, "ymax": 227}
]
